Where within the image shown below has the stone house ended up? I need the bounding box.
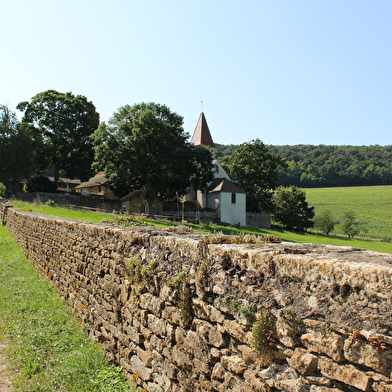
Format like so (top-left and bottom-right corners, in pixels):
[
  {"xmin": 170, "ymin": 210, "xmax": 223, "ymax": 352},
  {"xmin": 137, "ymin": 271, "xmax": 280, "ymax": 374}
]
[
  {"xmin": 120, "ymin": 190, "xmax": 164, "ymax": 215},
  {"xmin": 75, "ymin": 172, "xmax": 117, "ymax": 200}
]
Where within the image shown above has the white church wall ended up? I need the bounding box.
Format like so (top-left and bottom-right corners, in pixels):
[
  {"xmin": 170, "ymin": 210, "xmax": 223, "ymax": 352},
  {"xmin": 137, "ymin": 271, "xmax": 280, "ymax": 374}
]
[{"xmin": 218, "ymin": 192, "xmax": 246, "ymax": 227}]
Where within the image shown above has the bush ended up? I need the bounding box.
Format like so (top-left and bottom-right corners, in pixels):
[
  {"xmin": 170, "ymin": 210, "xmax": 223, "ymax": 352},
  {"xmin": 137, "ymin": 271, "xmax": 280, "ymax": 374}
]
[
  {"xmin": 340, "ymin": 211, "xmax": 367, "ymax": 238},
  {"xmin": 314, "ymin": 210, "xmax": 339, "ymax": 235},
  {"xmin": 25, "ymin": 176, "xmax": 57, "ymax": 193},
  {"xmin": 0, "ymin": 182, "xmax": 6, "ymax": 198}
]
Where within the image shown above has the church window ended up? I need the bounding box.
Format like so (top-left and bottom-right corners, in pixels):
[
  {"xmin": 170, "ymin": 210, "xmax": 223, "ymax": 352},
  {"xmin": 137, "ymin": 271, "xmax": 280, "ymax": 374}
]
[{"xmin": 231, "ymin": 192, "xmax": 236, "ymax": 204}]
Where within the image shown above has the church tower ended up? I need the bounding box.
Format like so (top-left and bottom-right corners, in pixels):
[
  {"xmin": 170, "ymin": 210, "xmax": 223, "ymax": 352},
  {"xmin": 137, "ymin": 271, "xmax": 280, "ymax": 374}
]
[{"xmin": 190, "ymin": 112, "xmax": 215, "ymax": 148}]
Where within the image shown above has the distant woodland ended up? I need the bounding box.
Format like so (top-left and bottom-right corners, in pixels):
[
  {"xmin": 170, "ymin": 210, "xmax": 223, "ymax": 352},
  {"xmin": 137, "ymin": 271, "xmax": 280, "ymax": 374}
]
[{"xmin": 215, "ymin": 144, "xmax": 392, "ymax": 188}]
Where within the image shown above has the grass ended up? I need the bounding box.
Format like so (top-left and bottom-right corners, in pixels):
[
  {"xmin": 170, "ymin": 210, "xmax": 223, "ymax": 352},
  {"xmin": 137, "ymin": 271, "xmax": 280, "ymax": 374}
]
[
  {"xmin": 305, "ymin": 185, "xmax": 392, "ymax": 241},
  {"xmin": 0, "ymin": 225, "xmax": 135, "ymax": 392},
  {"xmin": 9, "ymin": 199, "xmax": 392, "ymax": 254}
]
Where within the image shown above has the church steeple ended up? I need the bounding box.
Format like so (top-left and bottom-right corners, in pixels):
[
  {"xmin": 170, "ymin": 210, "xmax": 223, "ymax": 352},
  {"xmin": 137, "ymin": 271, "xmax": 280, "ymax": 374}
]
[{"xmin": 190, "ymin": 112, "xmax": 215, "ymax": 148}]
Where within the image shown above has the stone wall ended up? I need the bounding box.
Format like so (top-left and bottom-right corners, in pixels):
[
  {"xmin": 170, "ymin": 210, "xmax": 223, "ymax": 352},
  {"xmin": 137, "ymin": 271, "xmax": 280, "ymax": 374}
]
[{"xmin": 3, "ymin": 206, "xmax": 392, "ymax": 392}]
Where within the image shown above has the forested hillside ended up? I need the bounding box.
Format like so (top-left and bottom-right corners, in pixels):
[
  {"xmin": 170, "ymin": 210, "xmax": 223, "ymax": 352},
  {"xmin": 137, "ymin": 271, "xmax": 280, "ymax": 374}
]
[{"xmin": 215, "ymin": 144, "xmax": 392, "ymax": 188}]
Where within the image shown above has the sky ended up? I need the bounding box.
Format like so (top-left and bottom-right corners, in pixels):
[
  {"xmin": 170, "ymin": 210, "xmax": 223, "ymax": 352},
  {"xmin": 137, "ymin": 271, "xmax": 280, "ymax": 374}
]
[{"xmin": 1, "ymin": 1, "xmax": 392, "ymax": 146}]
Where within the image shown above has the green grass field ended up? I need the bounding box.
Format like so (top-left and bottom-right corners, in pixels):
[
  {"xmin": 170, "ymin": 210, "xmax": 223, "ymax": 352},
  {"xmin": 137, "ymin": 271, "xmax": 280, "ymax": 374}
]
[{"xmin": 304, "ymin": 185, "xmax": 392, "ymax": 240}]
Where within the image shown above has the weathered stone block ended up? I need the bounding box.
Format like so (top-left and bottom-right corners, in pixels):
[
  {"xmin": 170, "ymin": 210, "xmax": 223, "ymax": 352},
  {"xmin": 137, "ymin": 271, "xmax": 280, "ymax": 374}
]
[
  {"xmin": 287, "ymin": 348, "xmax": 318, "ymax": 375},
  {"xmin": 147, "ymin": 314, "xmax": 168, "ymax": 338},
  {"xmin": 222, "ymin": 319, "xmax": 252, "ymax": 345},
  {"xmin": 301, "ymin": 330, "xmax": 345, "ymax": 362},
  {"xmin": 130, "ymin": 355, "xmax": 153, "ymax": 381},
  {"xmin": 221, "ymin": 355, "xmax": 247, "ymax": 375},
  {"xmin": 139, "ymin": 293, "xmax": 163, "ymax": 316},
  {"xmin": 318, "ymin": 356, "xmax": 372, "ymax": 391},
  {"xmin": 171, "ymin": 344, "xmax": 193, "ymax": 367},
  {"xmin": 193, "ymin": 318, "xmax": 227, "ymax": 348},
  {"xmin": 310, "ymin": 387, "xmax": 344, "ymax": 392},
  {"xmin": 182, "ymin": 330, "xmax": 212, "ymax": 363},
  {"xmin": 344, "ymin": 335, "xmax": 392, "ymax": 375},
  {"xmin": 192, "ymin": 298, "xmax": 225, "ymax": 323},
  {"xmin": 211, "ymin": 362, "xmax": 226, "ymax": 381},
  {"xmin": 161, "ymin": 305, "xmax": 183, "ymax": 325},
  {"xmin": 373, "ymin": 381, "xmax": 392, "ymax": 392}
]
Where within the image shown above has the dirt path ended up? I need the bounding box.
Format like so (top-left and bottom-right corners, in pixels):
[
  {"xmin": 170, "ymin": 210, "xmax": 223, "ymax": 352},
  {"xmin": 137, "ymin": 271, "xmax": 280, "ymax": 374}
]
[{"xmin": 0, "ymin": 340, "xmax": 14, "ymax": 392}]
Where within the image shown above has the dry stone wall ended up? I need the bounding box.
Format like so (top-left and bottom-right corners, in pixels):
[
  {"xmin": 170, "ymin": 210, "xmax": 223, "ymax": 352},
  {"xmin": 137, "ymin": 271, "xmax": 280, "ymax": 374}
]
[{"xmin": 4, "ymin": 206, "xmax": 392, "ymax": 392}]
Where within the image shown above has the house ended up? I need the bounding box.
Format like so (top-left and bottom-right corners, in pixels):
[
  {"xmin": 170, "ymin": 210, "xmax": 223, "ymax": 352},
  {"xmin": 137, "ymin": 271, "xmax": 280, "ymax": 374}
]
[
  {"xmin": 120, "ymin": 190, "xmax": 163, "ymax": 215},
  {"xmin": 43, "ymin": 168, "xmax": 81, "ymax": 192},
  {"xmin": 189, "ymin": 112, "xmax": 247, "ymax": 227},
  {"xmin": 75, "ymin": 172, "xmax": 117, "ymax": 200}
]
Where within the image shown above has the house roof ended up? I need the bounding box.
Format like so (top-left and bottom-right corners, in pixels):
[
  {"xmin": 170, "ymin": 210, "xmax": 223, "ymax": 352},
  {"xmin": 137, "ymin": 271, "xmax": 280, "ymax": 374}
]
[
  {"xmin": 75, "ymin": 173, "xmax": 111, "ymax": 189},
  {"xmin": 207, "ymin": 178, "xmax": 246, "ymax": 194},
  {"xmin": 190, "ymin": 112, "xmax": 215, "ymax": 148},
  {"xmin": 120, "ymin": 190, "xmax": 143, "ymax": 201}
]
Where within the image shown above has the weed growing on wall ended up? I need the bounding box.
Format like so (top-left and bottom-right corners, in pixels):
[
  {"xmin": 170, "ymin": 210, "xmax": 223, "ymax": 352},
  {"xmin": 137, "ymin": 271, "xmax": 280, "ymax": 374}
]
[
  {"xmin": 199, "ymin": 231, "xmax": 280, "ymax": 246},
  {"xmin": 166, "ymin": 224, "xmax": 194, "ymax": 233},
  {"xmin": 168, "ymin": 271, "xmax": 187, "ymax": 288},
  {"xmin": 221, "ymin": 294, "xmax": 257, "ymax": 323},
  {"xmin": 195, "ymin": 258, "xmax": 209, "ymax": 295},
  {"xmin": 251, "ymin": 308, "xmax": 277, "ymax": 366}
]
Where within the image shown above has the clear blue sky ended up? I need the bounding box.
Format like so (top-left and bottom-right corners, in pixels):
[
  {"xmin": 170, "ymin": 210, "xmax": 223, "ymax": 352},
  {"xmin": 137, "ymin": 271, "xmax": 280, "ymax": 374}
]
[{"xmin": 2, "ymin": 1, "xmax": 391, "ymax": 146}]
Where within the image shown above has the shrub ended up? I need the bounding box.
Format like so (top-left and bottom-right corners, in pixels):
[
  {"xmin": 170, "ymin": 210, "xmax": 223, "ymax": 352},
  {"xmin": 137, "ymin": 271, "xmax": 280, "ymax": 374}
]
[
  {"xmin": 0, "ymin": 182, "xmax": 6, "ymax": 198},
  {"xmin": 45, "ymin": 199, "xmax": 55, "ymax": 207},
  {"xmin": 25, "ymin": 176, "xmax": 57, "ymax": 193},
  {"xmin": 340, "ymin": 211, "xmax": 367, "ymax": 238},
  {"xmin": 314, "ymin": 210, "xmax": 339, "ymax": 235}
]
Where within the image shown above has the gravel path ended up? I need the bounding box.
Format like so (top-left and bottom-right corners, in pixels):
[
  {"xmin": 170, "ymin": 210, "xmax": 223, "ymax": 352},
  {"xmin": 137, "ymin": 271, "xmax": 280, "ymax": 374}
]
[{"xmin": 0, "ymin": 340, "xmax": 14, "ymax": 392}]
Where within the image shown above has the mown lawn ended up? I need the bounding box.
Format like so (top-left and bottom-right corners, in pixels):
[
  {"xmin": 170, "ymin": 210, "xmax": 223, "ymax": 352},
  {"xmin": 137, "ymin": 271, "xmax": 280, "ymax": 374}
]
[
  {"xmin": 9, "ymin": 199, "xmax": 392, "ymax": 254},
  {"xmin": 305, "ymin": 185, "xmax": 392, "ymax": 240},
  {"xmin": 0, "ymin": 224, "xmax": 135, "ymax": 392}
]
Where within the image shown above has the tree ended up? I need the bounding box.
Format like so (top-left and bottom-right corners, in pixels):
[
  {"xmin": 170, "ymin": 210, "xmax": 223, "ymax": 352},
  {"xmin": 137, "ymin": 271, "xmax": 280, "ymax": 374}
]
[
  {"xmin": 0, "ymin": 105, "xmax": 33, "ymax": 191},
  {"xmin": 91, "ymin": 102, "xmax": 214, "ymax": 216},
  {"xmin": 17, "ymin": 90, "xmax": 100, "ymax": 185},
  {"xmin": 271, "ymin": 186, "xmax": 315, "ymax": 231},
  {"xmin": 220, "ymin": 139, "xmax": 286, "ymax": 212},
  {"xmin": 340, "ymin": 211, "xmax": 366, "ymax": 238},
  {"xmin": 314, "ymin": 210, "xmax": 339, "ymax": 235}
]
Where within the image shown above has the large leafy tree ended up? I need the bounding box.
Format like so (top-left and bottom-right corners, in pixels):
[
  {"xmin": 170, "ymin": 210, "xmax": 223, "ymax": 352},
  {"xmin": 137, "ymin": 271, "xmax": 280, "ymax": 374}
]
[
  {"xmin": 91, "ymin": 102, "xmax": 214, "ymax": 216},
  {"xmin": 0, "ymin": 105, "xmax": 33, "ymax": 191},
  {"xmin": 17, "ymin": 90, "xmax": 100, "ymax": 185},
  {"xmin": 271, "ymin": 186, "xmax": 314, "ymax": 231},
  {"xmin": 221, "ymin": 139, "xmax": 287, "ymax": 212}
]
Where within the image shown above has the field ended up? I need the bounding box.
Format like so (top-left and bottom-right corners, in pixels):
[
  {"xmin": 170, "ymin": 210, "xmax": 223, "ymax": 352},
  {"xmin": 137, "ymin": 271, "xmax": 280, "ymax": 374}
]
[{"xmin": 304, "ymin": 185, "xmax": 392, "ymax": 240}]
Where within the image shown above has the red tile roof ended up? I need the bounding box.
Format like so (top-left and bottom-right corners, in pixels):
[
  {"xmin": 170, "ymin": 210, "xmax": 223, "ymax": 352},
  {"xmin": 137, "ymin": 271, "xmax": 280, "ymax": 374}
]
[
  {"xmin": 120, "ymin": 190, "xmax": 143, "ymax": 201},
  {"xmin": 207, "ymin": 178, "xmax": 246, "ymax": 194},
  {"xmin": 190, "ymin": 112, "xmax": 215, "ymax": 148}
]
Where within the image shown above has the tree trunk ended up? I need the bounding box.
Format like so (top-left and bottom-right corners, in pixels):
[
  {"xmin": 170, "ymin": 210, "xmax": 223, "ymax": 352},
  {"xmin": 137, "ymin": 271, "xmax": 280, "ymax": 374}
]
[{"xmin": 147, "ymin": 196, "xmax": 155, "ymax": 218}]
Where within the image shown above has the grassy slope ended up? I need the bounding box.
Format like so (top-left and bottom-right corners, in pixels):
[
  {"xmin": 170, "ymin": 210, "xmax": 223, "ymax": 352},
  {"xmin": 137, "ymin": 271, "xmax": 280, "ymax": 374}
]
[
  {"xmin": 304, "ymin": 185, "xmax": 392, "ymax": 240},
  {"xmin": 0, "ymin": 225, "xmax": 134, "ymax": 392},
  {"xmin": 10, "ymin": 199, "xmax": 392, "ymax": 254}
]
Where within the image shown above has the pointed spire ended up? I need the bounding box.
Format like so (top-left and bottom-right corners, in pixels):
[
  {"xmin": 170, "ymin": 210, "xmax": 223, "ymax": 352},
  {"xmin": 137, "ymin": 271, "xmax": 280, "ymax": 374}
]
[{"xmin": 190, "ymin": 112, "xmax": 215, "ymax": 148}]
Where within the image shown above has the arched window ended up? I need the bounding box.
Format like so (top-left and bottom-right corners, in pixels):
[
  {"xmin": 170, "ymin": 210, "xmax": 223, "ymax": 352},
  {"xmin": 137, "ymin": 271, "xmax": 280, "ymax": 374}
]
[{"xmin": 231, "ymin": 192, "xmax": 236, "ymax": 204}]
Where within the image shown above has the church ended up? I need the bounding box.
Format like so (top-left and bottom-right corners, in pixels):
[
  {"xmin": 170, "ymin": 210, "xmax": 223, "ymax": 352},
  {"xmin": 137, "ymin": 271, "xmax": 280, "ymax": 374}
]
[{"xmin": 187, "ymin": 113, "xmax": 247, "ymax": 227}]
